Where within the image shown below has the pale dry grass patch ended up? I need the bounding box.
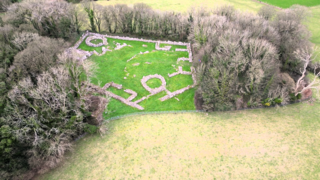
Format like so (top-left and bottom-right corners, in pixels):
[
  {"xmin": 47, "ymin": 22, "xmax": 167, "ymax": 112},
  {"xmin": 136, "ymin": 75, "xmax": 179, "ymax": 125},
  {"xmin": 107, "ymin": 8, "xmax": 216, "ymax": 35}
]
[
  {"xmin": 96, "ymin": 0, "xmax": 262, "ymax": 13},
  {"xmin": 37, "ymin": 104, "xmax": 320, "ymax": 179}
]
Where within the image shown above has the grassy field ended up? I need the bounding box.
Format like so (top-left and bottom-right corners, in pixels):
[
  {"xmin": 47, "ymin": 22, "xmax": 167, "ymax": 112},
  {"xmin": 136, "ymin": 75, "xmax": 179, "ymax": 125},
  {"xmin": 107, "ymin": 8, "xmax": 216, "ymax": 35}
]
[
  {"xmin": 307, "ymin": 6, "xmax": 320, "ymax": 61},
  {"xmin": 37, "ymin": 0, "xmax": 320, "ymax": 179},
  {"xmin": 97, "ymin": 0, "xmax": 263, "ymax": 13},
  {"xmin": 259, "ymin": 0, "xmax": 320, "ymax": 8},
  {"xmin": 37, "ymin": 102, "xmax": 320, "ymax": 179},
  {"xmin": 78, "ymin": 36, "xmax": 195, "ymax": 119}
]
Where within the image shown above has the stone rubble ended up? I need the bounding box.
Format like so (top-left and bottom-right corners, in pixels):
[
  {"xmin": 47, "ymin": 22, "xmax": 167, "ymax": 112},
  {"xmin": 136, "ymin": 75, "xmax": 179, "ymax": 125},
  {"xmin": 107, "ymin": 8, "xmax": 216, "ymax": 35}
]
[
  {"xmin": 105, "ymin": 91, "xmax": 144, "ymax": 110},
  {"xmin": 115, "ymin": 43, "xmax": 127, "ymax": 50},
  {"xmin": 155, "ymin": 41, "xmax": 171, "ymax": 51},
  {"xmin": 168, "ymin": 66, "xmax": 192, "ymax": 77},
  {"xmin": 127, "ymin": 54, "xmax": 137, "ymax": 62},
  {"xmin": 124, "ymin": 89, "xmax": 138, "ymax": 101},
  {"xmin": 134, "ymin": 97, "xmax": 146, "ymax": 104},
  {"xmin": 176, "ymin": 48, "xmax": 188, "ymax": 52},
  {"xmin": 102, "ymin": 82, "xmax": 122, "ymax": 90},
  {"xmin": 69, "ymin": 32, "xmax": 193, "ymax": 63},
  {"xmin": 67, "ymin": 32, "xmax": 197, "ymax": 108},
  {"xmin": 86, "ymin": 35, "xmax": 108, "ymax": 47},
  {"xmin": 141, "ymin": 74, "xmax": 167, "ymax": 94},
  {"xmin": 177, "ymin": 57, "xmax": 192, "ymax": 63},
  {"xmin": 104, "ymin": 82, "xmax": 144, "ymax": 110}
]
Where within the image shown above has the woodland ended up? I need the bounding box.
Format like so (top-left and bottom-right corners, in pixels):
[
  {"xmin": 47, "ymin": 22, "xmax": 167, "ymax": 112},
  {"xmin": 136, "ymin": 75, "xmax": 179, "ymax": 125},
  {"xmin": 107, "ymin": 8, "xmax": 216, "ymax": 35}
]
[{"xmin": 0, "ymin": 0, "xmax": 319, "ymax": 179}]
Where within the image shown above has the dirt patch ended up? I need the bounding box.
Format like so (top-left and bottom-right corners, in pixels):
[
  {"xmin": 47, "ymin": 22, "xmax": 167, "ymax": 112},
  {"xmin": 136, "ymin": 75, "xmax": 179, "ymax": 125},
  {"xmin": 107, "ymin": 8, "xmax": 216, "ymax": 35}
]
[
  {"xmin": 302, "ymin": 88, "xmax": 313, "ymax": 100},
  {"xmin": 194, "ymin": 91, "xmax": 204, "ymax": 110},
  {"xmin": 87, "ymin": 96, "xmax": 109, "ymax": 125}
]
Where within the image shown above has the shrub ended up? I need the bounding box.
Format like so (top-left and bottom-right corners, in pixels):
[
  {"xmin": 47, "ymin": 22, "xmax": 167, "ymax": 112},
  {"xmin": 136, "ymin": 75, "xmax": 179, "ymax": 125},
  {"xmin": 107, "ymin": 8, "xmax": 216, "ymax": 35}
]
[
  {"xmin": 84, "ymin": 124, "xmax": 98, "ymax": 134},
  {"xmin": 0, "ymin": 58, "xmax": 94, "ymax": 177},
  {"xmin": 191, "ymin": 6, "xmax": 311, "ymax": 111}
]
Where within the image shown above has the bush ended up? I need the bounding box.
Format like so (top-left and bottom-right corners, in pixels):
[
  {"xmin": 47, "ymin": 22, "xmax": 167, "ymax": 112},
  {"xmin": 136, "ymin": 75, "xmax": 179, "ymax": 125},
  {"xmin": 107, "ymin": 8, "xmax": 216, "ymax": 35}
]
[
  {"xmin": 6, "ymin": 0, "xmax": 81, "ymax": 39},
  {"xmin": 84, "ymin": 124, "xmax": 98, "ymax": 134},
  {"xmin": 191, "ymin": 6, "xmax": 311, "ymax": 111},
  {"xmin": 0, "ymin": 58, "xmax": 94, "ymax": 177}
]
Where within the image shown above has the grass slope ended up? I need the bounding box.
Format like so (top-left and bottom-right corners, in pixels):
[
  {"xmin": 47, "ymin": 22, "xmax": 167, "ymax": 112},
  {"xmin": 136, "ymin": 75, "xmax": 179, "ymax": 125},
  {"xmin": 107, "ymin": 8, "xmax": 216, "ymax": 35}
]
[
  {"xmin": 78, "ymin": 37, "xmax": 195, "ymax": 119},
  {"xmin": 307, "ymin": 6, "xmax": 320, "ymax": 62},
  {"xmin": 259, "ymin": 0, "xmax": 320, "ymax": 8},
  {"xmin": 37, "ymin": 102, "xmax": 320, "ymax": 179},
  {"xmin": 37, "ymin": 1, "xmax": 320, "ymax": 179},
  {"xmin": 97, "ymin": 0, "xmax": 263, "ymax": 13}
]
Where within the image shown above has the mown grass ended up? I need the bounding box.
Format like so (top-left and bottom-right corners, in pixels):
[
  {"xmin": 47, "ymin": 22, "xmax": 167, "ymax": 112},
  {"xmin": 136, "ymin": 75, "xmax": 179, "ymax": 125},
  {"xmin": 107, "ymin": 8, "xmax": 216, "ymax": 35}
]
[
  {"xmin": 90, "ymin": 39, "xmax": 103, "ymax": 44},
  {"xmin": 259, "ymin": 0, "xmax": 320, "ymax": 8},
  {"xmin": 37, "ymin": 102, "xmax": 320, "ymax": 179},
  {"xmin": 78, "ymin": 36, "xmax": 195, "ymax": 119}
]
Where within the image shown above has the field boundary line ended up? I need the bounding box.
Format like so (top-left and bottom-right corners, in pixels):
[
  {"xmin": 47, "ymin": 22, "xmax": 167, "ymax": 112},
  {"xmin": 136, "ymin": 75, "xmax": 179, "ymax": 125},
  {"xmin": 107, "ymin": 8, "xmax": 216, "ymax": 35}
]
[
  {"xmin": 251, "ymin": 0, "xmax": 282, "ymax": 10},
  {"xmin": 103, "ymin": 97, "xmax": 312, "ymax": 122}
]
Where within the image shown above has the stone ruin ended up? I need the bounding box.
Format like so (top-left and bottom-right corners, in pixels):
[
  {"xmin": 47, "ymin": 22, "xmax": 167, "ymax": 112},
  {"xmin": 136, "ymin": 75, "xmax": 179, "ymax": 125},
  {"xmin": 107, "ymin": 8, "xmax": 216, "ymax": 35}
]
[
  {"xmin": 141, "ymin": 74, "xmax": 167, "ymax": 95},
  {"xmin": 85, "ymin": 35, "xmax": 108, "ymax": 47},
  {"xmin": 68, "ymin": 32, "xmax": 196, "ymax": 110},
  {"xmin": 168, "ymin": 66, "xmax": 193, "ymax": 77},
  {"xmin": 115, "ymin": 43, "xmax": 127, "ymax": 50},
  {"xmin": 155, "ymin": 41, "xmax": 171, "ymax": 51}
]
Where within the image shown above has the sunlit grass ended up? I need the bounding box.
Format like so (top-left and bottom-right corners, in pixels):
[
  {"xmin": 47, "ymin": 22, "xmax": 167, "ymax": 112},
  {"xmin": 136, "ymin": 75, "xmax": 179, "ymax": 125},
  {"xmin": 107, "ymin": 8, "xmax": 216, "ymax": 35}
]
[
  {"xmin": 260, "ymin": 0, "xmax": 320, "ymax": 8},
  {"xmin": 97, "ymin": 0, "xmax": 262, "ymax": 13},
  {"xmin": 78, "ymin": 36, "xmax": 195, "ymax": 119},
  {"xmin": 37, "ymin": 102, "xmax": 320, "ymax": 179},
  {"xmin": 35, "ymin": 1, "xmax": 320, "ymax": 179}
]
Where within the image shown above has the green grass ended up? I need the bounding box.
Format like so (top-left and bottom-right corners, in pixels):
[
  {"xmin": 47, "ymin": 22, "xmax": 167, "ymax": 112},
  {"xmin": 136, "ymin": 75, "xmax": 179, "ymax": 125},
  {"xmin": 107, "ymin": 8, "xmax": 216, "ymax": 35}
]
[
  {"xmin": 79, "ymin": 36, "xmax": 195, "ymax": 119},
  {"xmin": 146, "ymin": 78, "xmax": 163, "ymax": 88},
  {"xmin": 97, "ymin": 0, "xmax": 263, "ymax": 13},
  {"xmin": 90, "ymin": 39, "xmax": 103, "ymax": 44},
  {"xmin": 306, "ymin": 6, "xmax": 320, "ymax": 62},
  {"xmin": 259, "ymin": 0, "xmax": 320, "ymax": 8},
  {"xmin": 36, "ymin": 1, "xmax": 320, "ymax": 179},
  {"xmin": 36, "ymin": 102, "xmax": 320, "ymax": 179}
]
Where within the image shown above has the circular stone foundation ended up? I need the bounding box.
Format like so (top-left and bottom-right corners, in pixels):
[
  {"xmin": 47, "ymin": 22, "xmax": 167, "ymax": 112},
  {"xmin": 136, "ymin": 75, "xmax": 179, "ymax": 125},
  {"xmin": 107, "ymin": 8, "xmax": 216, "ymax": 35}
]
[
  {"xmin": 141, "ymin": 74, "xmax": 166, "ymax": 94},
  {"xmin": 85, "ymin": 36, "xmax": 108, "ymax": 47}
]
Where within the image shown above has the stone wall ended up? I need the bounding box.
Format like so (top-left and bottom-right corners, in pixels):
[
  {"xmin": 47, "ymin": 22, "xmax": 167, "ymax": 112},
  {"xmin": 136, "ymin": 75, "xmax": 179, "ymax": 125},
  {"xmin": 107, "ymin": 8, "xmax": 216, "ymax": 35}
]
[
  {"xmin": 141, "ymin": 74, "xmax": 167, "ymax": 94},
  {"xmin": 85, "ymin": 35, "xmax": 108, "ymax": 47},
  {"xmin": 66, "ymin": 32, "xmax": 197, "ymax": 110}
]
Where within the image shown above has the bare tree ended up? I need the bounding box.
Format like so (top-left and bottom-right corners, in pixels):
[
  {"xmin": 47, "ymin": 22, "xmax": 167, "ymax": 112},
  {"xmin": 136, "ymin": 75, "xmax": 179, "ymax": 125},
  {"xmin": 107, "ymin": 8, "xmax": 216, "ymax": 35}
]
[
  {"xmin": 12, "ymin": 37, "xmax": 69, "ymax": 79},
  {"xmin": 273, "ymin": 5, "xmax": 312, "ymax": 72},
  {"xmin": 92, "ymin": 3, "xmax": 105, "ymax": 33},
  {"xmin": 0, "ymin": 0, "xmax": 12, "ymax": 12},
  {"xmin": 6, "ymin": 0, "xmax": 78, "ymax": 38},
  {"xmin": 294, "ymin": 48, "xmax": 320, "ymax": 96},
  {"xmin": 11, "ymin": 32, "xmax": 40, "ymax": 50},
  {"xmin": 258, "ymin": 5, "xmax": 276, "ymax": 20}
]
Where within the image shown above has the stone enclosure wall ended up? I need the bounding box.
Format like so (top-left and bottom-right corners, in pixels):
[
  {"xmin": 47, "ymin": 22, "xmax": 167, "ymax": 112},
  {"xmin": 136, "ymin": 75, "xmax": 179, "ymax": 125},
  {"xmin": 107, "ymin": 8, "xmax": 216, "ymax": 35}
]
[{"xmin": 71, "ymin": 32, "xmax": 196, "ymax": 110}]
